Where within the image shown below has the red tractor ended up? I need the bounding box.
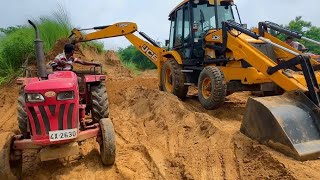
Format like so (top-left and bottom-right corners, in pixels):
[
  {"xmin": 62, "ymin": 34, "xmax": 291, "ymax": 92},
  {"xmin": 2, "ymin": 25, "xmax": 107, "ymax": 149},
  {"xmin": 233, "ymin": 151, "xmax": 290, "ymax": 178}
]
[{"xmin": 0, "ymin": 20, "xmax": 116, "ymax": 179}]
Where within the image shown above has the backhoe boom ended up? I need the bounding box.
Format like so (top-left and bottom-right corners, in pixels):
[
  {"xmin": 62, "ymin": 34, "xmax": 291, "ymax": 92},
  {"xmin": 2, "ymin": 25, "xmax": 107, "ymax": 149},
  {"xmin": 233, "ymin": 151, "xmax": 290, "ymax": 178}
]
[{"xmin": 70, "ymin": 22, "xmax": 165, "ymax": 68}]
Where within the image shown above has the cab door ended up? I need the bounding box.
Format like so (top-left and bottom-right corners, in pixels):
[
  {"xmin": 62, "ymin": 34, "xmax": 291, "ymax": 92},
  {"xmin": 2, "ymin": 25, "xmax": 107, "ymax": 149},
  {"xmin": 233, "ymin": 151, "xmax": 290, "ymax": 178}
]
[{"xmin": 169, "ymin": 4, "xmax": 192, "ymax": 60}]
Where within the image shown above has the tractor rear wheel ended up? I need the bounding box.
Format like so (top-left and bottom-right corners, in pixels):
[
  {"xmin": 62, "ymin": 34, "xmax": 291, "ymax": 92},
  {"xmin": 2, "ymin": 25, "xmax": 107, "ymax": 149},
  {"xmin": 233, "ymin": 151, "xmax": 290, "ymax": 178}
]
[
  {"xmin": 91, "ymin": 83, "xmax": 109, "ymax": 123},
  {"xmin": 198, "ymin": 66, "xmax": 227, "ymax": 110},
  {"xmin": 99, "ymin": 118, "xmax": 116, "ymax": 166},
  {"xmin": 17, "ymin": 90, "xmax": 28, "ymax": 135},
  {"xmin": 161, "ymin": 59, "xmax": 188, "ymax": 100},
  {"xmin": 0, "ymin": 132, "xmax": 22, "ymax": 180}
]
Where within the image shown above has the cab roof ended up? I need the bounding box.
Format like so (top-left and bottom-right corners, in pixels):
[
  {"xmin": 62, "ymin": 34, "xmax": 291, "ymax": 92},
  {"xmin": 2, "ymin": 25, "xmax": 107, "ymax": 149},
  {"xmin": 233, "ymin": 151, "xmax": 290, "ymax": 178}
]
[{"xmin": 169, "ymin": 0, "xmax": 234, "ymax": 16}]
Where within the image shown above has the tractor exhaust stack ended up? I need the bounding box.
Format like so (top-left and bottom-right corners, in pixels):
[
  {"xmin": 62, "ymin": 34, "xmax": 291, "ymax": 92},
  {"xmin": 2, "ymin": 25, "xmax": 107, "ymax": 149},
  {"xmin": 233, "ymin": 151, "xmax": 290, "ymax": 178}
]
[{"xmin": 28, "ymin": 20, "xmax": 47, "ymax": 79}]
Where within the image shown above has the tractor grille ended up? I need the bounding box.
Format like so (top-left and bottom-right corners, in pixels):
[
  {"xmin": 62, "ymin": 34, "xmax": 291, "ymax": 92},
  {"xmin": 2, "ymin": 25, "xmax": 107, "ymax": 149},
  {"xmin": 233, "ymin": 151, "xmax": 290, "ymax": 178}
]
[{"xmin": 28, "ymin": 103, "xmax": 75, "ymax": 135}]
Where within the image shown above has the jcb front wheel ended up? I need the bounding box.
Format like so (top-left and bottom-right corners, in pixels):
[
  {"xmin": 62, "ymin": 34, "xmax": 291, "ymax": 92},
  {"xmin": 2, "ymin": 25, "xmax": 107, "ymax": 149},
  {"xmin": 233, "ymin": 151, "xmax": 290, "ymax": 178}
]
[
  {"xmin": 198, "ymin": 66, "xmax": 227, "ymax": 110},
  {"xmin": 161, "ymin": 59, "xmax": 188, "ymax": 100}
]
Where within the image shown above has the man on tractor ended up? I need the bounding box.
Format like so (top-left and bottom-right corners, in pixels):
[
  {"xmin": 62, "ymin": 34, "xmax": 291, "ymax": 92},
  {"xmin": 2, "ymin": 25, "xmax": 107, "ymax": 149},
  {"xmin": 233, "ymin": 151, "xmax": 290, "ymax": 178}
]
[{"xmin": 50, "ymin": 43, "xmax": 101, "ymax": 71}]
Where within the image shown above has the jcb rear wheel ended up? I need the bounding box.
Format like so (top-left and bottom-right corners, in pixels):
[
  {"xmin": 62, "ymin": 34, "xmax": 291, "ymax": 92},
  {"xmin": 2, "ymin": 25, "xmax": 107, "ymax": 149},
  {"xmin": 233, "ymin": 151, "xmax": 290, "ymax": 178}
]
[
  {"xmin": 161, "ymin": 59, "xmax": 188, "ymax": 99},
  {"xmin": 198, "ymin": 66, "xmax": 227, "ymax": 110},
  {"xmin": 17, "ymin": 90, "xmax": 28, "ymax": 135},
  {"xmin": 0, "ymin": 132, "xmax": 22, "ymax": 180},
  {"xmin": 99, "ymin": 118, "xmax": 116, "ymax": 166},
  {"xmin": 91, "ymin": 83, "xmax": 109, "ymax": 123}
]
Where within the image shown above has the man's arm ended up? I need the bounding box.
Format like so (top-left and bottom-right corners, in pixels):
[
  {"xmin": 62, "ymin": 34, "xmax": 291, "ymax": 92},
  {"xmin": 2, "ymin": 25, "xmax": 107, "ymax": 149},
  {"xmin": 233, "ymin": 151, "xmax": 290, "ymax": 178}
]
[{"xmin": 74, "ymin": 58, "xmax": 100, "ymax": 66}]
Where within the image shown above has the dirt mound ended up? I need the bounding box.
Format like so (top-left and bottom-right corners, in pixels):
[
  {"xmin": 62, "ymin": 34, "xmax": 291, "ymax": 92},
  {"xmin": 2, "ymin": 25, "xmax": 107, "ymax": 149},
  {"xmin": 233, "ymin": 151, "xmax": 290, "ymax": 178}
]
[
  {"xmin": 109, "ymin": 85, "xmax": 298, "ymax": 179},
  {"xmin": 45, "ymin": 38, "xmax": 70, "ymax": 62},
  {"xmin": 45, "ymin": 38, "xmax": 133, "ymax": 80},
  {"xmin": 74, "ymin": 48, "xmax": 132, "ymax": 80}
]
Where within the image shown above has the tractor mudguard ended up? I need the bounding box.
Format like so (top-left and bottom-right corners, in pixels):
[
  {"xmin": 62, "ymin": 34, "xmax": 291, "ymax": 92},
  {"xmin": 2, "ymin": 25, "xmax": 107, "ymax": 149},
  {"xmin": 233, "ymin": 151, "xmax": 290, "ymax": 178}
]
[
  {"xmin": 84, "ymin": 75, "xmax": 106, "ymax": 83},
  {"xmin": 241, "ymin": 91, "xmax": 320, "ymax": 161}
]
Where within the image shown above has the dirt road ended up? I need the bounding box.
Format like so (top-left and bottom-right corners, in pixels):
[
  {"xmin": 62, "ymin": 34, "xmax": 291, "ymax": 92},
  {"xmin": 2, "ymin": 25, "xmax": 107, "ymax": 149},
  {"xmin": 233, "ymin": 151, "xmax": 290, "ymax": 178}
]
[{"xmin": 1, "ymin": 49, "xmax": 320, "ymax": 179}]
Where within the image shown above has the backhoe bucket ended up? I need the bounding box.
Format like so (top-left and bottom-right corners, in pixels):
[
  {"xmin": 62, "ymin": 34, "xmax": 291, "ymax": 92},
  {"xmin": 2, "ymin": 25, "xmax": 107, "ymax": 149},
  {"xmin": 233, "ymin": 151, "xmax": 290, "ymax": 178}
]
[{"xmin": 241, "ymin": 91, "xmax": 320, "ymax": 161}]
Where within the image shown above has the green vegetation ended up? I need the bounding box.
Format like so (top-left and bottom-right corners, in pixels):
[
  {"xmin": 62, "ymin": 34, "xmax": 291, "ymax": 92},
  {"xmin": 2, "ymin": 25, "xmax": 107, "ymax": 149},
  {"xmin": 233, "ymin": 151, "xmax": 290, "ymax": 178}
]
[
  {"xmin": 0, "ymin": 7, "xmax": 104, "ymax": 85},
  {"xmin": 122, "ymin": 61, "xmax": 142, "ymax": 75},
  {"xmin": 118, "ymin": 45, "xmax": 156, "ymax": 72},
  {"xmin": 276, "ymin": 16, "xmax": 320, "ymax": 54},
  {"xmin": 0, "ymin": 7, "xmax": 72, "ymax": 85}
]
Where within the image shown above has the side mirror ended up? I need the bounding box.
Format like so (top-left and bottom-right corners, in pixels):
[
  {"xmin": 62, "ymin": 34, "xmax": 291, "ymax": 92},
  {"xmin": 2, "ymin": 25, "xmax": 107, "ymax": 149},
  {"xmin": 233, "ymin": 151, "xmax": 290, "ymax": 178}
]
[
  {"xmin": 193, "ymin": 23, "xmax": 199, "ymax": 31},
  {"xmin": 165, "ymin": 40, "xmax": 170, "ymax": 46}
]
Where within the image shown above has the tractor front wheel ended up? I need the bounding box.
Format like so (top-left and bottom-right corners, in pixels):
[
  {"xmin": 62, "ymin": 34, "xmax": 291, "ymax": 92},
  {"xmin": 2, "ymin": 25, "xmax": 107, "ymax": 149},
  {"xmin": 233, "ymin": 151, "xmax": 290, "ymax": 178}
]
[
  {"xmin": 0, "ymin": 132, "xmax": 22, "ymax": 180},
  {"xmin": 198, "ymin": 66, "xmax": 227, "ymax": 110},
  {"xmin": 99, "ymin": 118, "xmax": 116, "ymax": 166},
  {"xmin": 161, "ymin": 59, "xmax": 188, "ymax": 100},
  {"xmin": 91, "ymin": 83, "xmax": 109, "ymax": 123}
]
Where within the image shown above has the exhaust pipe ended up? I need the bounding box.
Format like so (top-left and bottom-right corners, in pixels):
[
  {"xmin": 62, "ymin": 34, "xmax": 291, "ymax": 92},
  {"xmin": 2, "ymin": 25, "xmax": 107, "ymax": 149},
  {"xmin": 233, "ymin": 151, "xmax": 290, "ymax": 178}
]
[{"xmin": 28, "ymin": 20, "xmax": 47, "ymax": 79}]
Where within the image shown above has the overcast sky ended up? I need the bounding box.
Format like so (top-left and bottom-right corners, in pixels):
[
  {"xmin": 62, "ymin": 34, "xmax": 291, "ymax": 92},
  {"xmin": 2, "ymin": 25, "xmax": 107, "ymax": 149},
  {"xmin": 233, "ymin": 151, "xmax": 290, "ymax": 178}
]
[{"xmin": 1, "ymin": 0, "xmax": 319, "ymax": 49}]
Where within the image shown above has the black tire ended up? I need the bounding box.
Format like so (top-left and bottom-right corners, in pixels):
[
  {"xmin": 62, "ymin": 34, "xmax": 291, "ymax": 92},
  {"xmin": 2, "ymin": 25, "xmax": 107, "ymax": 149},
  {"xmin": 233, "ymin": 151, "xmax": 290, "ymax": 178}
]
[
  {"xmin": 99, "ymin": 118, "xmax": 116, "ymax": 166},
  {"xmin": 0, "ymin": 132, "xmax": 22, "ymax": 180},
  {"xmin": 198, "ymin": 66, "xmax": 227, "ymax": 110},
  {"xmin": 91, "ymin": 83, "xmax": 109, "ymax": 123},
  {"xmin": 161, "ymin": 59, "xmax": 188, "ymax": 99},
  {"xmin": 17, "ymin": 90, "xmax": 28, "ymax": 134}
]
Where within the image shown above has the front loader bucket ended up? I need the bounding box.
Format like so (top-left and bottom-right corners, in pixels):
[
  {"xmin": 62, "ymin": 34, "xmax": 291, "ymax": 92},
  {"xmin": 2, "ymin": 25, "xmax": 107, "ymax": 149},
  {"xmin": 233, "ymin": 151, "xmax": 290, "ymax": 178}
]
[{"xmin": 241, "ymin": 91, "xmax": 320, "ymax": 161}]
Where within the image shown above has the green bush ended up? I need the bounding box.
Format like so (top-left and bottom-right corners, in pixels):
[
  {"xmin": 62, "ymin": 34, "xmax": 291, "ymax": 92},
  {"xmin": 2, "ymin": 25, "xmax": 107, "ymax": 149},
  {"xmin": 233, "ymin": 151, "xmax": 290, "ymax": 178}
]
[
  {"xmin": 118, "ymin": 45, "xmax": 156, "ymax": 71},
  {"xmin": 0, "ymin": 8, "xmax": 72, "ymax": 85},
  {"xmin": 0, "ymin": 28, "xmax": 34, "ymax": 79}
]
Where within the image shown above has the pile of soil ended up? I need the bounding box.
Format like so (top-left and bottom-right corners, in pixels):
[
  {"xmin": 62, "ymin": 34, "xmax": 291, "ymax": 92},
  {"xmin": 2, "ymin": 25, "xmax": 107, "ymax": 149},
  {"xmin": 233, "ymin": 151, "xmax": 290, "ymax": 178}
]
[{"xmin": 45, "ymin": 38, "xmax": 72, "ymax": 62}]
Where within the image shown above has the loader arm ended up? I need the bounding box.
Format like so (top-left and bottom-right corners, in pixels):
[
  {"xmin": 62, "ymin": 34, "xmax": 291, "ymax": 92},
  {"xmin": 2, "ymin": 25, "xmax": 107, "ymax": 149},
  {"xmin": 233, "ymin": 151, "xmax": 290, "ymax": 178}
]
[
  {"xmin": 70, "ymin": 22, "xmax": 165, "ymax": 68},
  {"xmin": 221, "ymin": 21, "xmax": 320, "ymax": 160},
  {"xmin": 253, "ymin": 21, "xmax": 320, "ymax": 66},
  {"xmin": 221, "ymin": 21, "xmax": 313, "ymax": 92},
  {"xmin": 258, "ymin": 21, "xmax": 320, "ymax": 46}
]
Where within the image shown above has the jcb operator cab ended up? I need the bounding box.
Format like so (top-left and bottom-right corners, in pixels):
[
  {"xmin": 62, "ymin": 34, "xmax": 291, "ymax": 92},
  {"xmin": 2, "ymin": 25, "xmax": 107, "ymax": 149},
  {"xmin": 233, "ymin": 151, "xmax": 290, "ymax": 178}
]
[{"xmin": 167, "ymin": 0, "xmax": 240, "ymax": 62}]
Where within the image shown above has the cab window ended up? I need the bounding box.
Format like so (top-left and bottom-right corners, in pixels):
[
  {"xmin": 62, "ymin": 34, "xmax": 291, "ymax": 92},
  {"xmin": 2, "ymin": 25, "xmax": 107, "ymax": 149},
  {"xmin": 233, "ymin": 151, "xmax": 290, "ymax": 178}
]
[
  {"xmin": 174, "ymin": 8, "xmax": 183, "ymax": 47},
  {"xmin": 169, "ymin": 20, "xmax": 175, "ymax": 49}
]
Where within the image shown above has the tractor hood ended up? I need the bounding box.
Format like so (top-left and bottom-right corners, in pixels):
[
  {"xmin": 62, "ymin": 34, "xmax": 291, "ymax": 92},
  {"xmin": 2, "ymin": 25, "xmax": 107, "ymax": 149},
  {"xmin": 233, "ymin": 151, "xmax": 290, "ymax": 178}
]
[{"xmin": 25, "ymin": 71, "xmax": 78, "ymax": 92}]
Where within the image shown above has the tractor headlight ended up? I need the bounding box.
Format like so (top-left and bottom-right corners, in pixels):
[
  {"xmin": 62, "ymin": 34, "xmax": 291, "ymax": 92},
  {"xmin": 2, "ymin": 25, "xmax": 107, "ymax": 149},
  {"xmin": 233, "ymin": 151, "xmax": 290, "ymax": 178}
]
[
  {"xmin": 57, "ymin": 91, "xmax": 74, "ymax": 100},
  {"xmin": 26, "ymin": 93, "xmax": 45, "ymax": 103}
]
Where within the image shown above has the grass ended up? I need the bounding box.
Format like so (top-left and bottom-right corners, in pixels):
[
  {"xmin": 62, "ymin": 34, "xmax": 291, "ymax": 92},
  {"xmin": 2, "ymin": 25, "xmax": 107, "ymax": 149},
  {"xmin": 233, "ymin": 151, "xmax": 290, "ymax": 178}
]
[
  {"xmin": 121, "ymin": 61, "xmax": 142, "ymax": 75},
  {"xmin": 0, "ymin": 7, "xmax": 72, "ymax": 85}
]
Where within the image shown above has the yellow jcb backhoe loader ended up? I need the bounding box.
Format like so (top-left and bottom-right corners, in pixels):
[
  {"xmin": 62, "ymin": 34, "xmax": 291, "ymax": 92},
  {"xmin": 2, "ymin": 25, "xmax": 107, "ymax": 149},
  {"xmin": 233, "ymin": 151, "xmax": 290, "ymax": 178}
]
[{"xmin": 69, "ymin": 0, "xmax": 320, "ymax": 161}]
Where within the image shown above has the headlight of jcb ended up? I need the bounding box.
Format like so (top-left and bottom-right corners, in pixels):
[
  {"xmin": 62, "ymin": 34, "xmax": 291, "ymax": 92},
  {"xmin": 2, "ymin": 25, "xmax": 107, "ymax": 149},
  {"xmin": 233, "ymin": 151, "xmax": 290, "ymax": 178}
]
[
  {"xmin": 26, "ymin": 93, "xmax": 45, "ymax": 103},
  {"xmin": 57, "ymin": 91, "xmax": 74, "ymax": 100}
]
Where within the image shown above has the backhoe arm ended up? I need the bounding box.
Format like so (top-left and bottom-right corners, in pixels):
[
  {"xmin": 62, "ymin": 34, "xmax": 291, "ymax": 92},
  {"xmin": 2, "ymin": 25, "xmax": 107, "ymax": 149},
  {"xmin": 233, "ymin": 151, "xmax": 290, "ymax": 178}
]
[
  {"xmin": 124, "ymin": 33, "xmax": 165, "ymax": 68},
  {"xmin": 70, "ymin": 22, "xmax": 138, "ymax": 42},
  {"xmin": 69, "ymin": 22, "xmax": 165, "ymax": 68}
]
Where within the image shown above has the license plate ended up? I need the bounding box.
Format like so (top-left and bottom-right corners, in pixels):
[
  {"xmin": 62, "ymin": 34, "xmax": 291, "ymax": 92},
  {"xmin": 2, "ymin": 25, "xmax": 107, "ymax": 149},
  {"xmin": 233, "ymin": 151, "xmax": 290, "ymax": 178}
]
[{"xmin": 49, "ymin": 129, "xmax": 78, "ymax": 142}]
